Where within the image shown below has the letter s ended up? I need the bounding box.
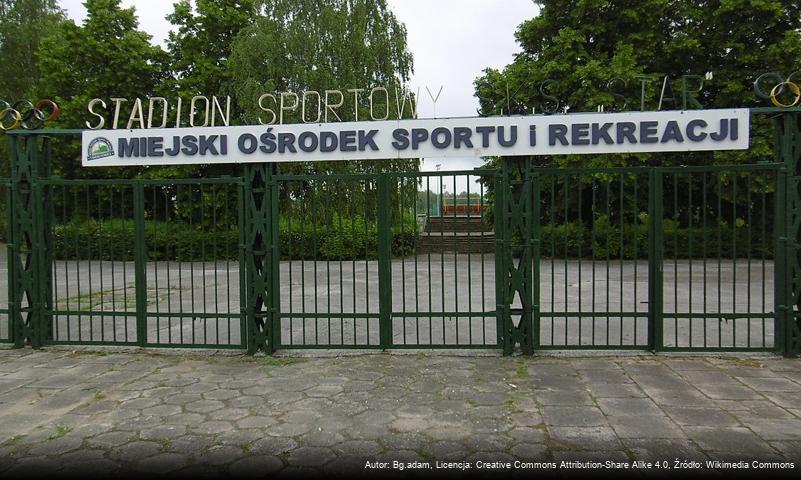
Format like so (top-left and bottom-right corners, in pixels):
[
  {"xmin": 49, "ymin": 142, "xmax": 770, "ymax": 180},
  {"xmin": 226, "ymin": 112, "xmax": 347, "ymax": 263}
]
[
  {"xmin": 258, "ymin": 94, "xmax": 277, "ymax": 125},
  {"xmin": 86, "ymin": 98, "xmax": 107, "ymax": 129},
  {"xmin": 392, "ymin": 128, "xmax": 409, "ymax": 150}
]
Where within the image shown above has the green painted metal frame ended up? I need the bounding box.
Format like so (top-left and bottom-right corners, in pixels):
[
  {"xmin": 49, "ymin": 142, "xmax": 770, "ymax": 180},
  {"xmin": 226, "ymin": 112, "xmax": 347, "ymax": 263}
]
[
  {"xmin": 7, "ymin": 135, "xmax": 53, "ymax": 347},
  {"xmin": 2, "ymin": 113, "xmax": 798, "ymax": 356},
  {"xmin": 496, "ymin": 157, "xmax": 535, "ymax": 354},
  {"xmin": 243, "ymin": 163, "xmax": 280, "ymax": 354},
  {"xmin": 773, "ymin": 111, "xmax": 801, "ymax": 357}
]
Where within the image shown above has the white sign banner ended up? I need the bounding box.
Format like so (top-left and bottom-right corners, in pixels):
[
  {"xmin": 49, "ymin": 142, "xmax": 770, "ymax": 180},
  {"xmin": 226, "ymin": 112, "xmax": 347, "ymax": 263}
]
[{"xmin": 82, "ymin": 109, "xmax": 750, "ymax": 166}]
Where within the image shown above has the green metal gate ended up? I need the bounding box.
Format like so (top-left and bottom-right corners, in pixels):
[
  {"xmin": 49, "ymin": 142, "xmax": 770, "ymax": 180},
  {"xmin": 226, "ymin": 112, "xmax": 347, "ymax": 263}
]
[{"xmin": 1, "ymin": 109, "xmax": 800, "ymax": 356}]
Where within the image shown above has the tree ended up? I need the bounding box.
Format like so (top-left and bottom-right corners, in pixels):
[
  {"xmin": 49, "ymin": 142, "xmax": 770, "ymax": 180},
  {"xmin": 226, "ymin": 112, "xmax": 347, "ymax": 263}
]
[
  {"xmin": 228, "ymin": 0, "xmax": 417, "ymax": 217},
  {"xmin": 34, "ymin": 0, "xmax": 170, "ymax": 178},
  {"xmin": 166, "ymin": 0, "xmax": 260, "ymax": 98},
  {"xmin": 473, "ymin": 0, "xmax": 801, "ymax": 232},
  {"xmin": 229, "ymin": 0, "xmax": 415, "ymax": 174},
  {"xmin": 0, "ymin": 0, "xmax": 64, "ymax": 178},
  {"xmin": 0, "ymin": 0, "xmax": 64, "ymax": 100},
  {"xmin": 475, "ymin": 0, "xmax": 801, "ymax": 167}
]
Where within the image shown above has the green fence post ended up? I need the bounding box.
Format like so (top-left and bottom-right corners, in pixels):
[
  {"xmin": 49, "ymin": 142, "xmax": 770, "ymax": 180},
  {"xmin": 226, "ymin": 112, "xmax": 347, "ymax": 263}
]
[
  {"xmin": 531, "ymin": 171, "xmax": 541, "ymax": 350},
  {"xmin": 243, "ymin": 163, "xmax": 277, "ymax": 354},
  {"xmin": 237, "ymin": 178, "xmax": 248, "ymax": 348},
  {"xmin": 133, "ymin": 181, "xmax": 148, "ymax": 346},
  {"xmin": 8, "ymin": 134, "xmax": 52, "ymax": 348},
  {"xmin": 5, "ymin": 180, "xmax": 14, "ymax": 343},
  {"xmin": 775, "ymin": 112, "xmax": 801, "ymax": 357},
  {"xmin": 377, "ymin": 174, "xmax": 393, "ymax": 349},
  {"xmin": 269, "ymin": 168, "xmax": 281, "ymax": 352},
  {"xmin": 648, "ymin": 168, "xmax": 664, "ymax": 352},
  {"xmin": 496, "ymin": 157, "xmax": 534, "ymax": 355},
  {"xmin": 494, "ymin": 169, "xmax": 507, "ymax": 349}
]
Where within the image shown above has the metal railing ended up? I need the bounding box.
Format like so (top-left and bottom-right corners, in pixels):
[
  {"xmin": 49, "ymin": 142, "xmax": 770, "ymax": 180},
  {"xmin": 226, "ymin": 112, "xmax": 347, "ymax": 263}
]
[{"xmin": 1, "ymin": 110, "xmax": 799, "ymax": 356}]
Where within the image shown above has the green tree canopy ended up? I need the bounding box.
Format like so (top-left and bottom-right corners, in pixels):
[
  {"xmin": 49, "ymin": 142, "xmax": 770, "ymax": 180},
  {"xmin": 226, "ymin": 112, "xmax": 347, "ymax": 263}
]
[
  {"xmin": 0, "ymin": 0, "xmax": 64, "ymax": 100},
  {"xmin": 34, "ymin": 0, "xmax": 170, "ymax": 178},
  {"xmin": 475, "ymin": 0, "xmax": 801, "ymax": 167},
  {"xmin": 228, "ymin": 0, "xmax": 416, "ymax": 175},
  {"xmin": 167, "ymin": 0, "xmax": 260, "ymax": 98}
]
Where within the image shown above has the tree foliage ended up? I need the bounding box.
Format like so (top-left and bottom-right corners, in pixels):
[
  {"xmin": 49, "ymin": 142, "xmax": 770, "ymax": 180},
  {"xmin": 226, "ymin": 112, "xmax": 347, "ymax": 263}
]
[
  {"xmin": 229, "ymin": 0, "xmax": 416, "ymax": 175},
  {"xmin": 475, "ymin": 0, "xmax": 801, "ymax": 168},
  {"xmin": 34, "ymin": 0, "xmax": 170, "ymax": 178},
  {"xmin": 0, "ymin": 0, "xmax": 63, "ymax": 99},
  {"xmin": 0, "ymin": 0, "xmax": 64, "ymax": 175},
  {"xmin": 167, "ymin": 0, "xmax": 260, "ymax": 98}
]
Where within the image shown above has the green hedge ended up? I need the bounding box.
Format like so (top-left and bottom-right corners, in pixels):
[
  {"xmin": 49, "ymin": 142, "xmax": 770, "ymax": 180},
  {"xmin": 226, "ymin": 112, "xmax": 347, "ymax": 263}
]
[
  {"xmin": 52, "ymin": 218, "xmax": 416, "ymax": 261},
  {"xmin": 51, "ymin": 217, "xmax": 774, "ymax": 262},
  {"xmin": 537, "ymin": 218, "xmax": 773, "ymax": 259}
]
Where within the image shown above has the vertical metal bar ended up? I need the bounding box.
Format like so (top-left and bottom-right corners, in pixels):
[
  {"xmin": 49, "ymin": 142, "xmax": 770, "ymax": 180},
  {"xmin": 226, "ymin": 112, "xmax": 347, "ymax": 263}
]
[
  {"xmin": 87, "ymin": 187, "xmax": 93, "ymax": 341},
  {"xmin": 237, "ymin": 178, "xmax": 247, "ymax": 348},
  {"xmin": 747, "ymin": 175, "xmax": 752, "ymax": 347},
  {"xmin": 717, "ymin": 172, "xmax": 723, "ymax": 348},
  {"xmin": 494, "ymin": 169, "xmax": 507, "ymax": 350},
  {"xmin": 480, "ymin": 176, "xmax": 486, "ymax": 343},
  {"xmin": 673, "ymin": 172, "xmax": 679, "ymax": 347},
  {"xmin": 620, "ymin": 174, "xmax": 636, "ymax": 345},
  {"xmin": 531, "ymin": 171, "xmax": 541, "ymax": 350},
  {"xmin": 439, "ymin": 175, "xmax": 445, "ymax": 342},
  {"xmin": 426, "ymin": 177, "xmax": 433, "ymax": 343},
  {"xmin": 269, "ymin": 168, "xmax": 281, "ymax": 352},
  {"xmin": 133, "ymin": 181, "xmax": 147, "ymax": 346},
  {"xmin": 286, "ymin": 180, "xmax": 294, "ymax": 345},
  {"xmin": 732, "ymin": 175, "xmax": 738, "ymax": 346},
  {"xmin": 648, "ymin": 168, "xmax": 664, "ymax": 351},
  {"xmin": 337, "ymin": 181, "xmax": 345, "ymax": 343},
  {"xmin": 413, "ymin": 176, "xmax": 420, "ymax": 345},
  {"xmin": 452, "ymin": 175, "xmax": 458, "ymax": 343},
  {"xmin": 300, "ymin": 183, "xmax": 307, "ymax": 344},
  {"xmin": 551, "ymin": 175, "xmax": 557, "ymax": 345},
  {"xmin": 39, "ymin": 138, "xmax": 54, "ymax": 346},
  {"xmin": 400, "ymin": 176, "xmax": 407, "ymax": 344},
  {"xmin": 564, "ymin": 174, "xmax": 569, "ymax": 345},
  {"xmin": 466, "ymin": 175, "xmax": 473, "ymax": 345},
  {"xmin": 149, "ymin": 186, "xmax": 158, "ymax": 343},
  {"xmin": 6, "ymin": 180, "xmax": 14, "ymax": 343},
  {"xmin": 702, "ymin": 173, "xmax": 708, "ymax": 347},
  {"xmin": 176, "ymin": 184, "xmax": 184, "ymax": 344},
  {"xmin": 577, "ymin": 174, "xmax": 583, "ymax": 344},
  {"xmin": 212, "ymin": 183, "xmax": 219, "ymax": 344},
  {"xmin": 590, "ymin": 177, "xmax": 596, "ymax": 346},
  {"xmin": 687, "ymin": 173, "xmax": 693, "ymax": 347},
  {"xmin": 775, "ymin": 161, "xmax": 788, "ymax": 354},
  {"xmin": 377, "ymin": 174, "xmax": 392, "ymax": 349}
]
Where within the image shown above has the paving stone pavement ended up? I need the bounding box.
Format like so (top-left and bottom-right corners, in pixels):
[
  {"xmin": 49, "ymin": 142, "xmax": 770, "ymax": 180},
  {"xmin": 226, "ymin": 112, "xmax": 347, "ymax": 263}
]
[{"xmin": 0, "ymin": 347, "xmax": 799, "ymax": 477}]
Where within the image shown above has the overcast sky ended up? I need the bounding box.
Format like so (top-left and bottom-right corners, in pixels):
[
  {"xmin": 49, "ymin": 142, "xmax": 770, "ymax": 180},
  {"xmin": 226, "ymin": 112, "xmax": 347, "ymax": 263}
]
[{"xmin": 60, "ymin": 0, "xmax": 539, "ymax": 179}]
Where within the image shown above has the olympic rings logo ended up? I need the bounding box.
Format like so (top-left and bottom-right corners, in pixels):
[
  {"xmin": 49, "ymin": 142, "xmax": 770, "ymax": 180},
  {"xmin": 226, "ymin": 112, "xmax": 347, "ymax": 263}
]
[
  {"xmin": 754, "ymin": 72, "xmax": 801, "ymax": 108},
  {"xmin": 0, "ymin": 99, "xmax": 60, "ymax": 131}
]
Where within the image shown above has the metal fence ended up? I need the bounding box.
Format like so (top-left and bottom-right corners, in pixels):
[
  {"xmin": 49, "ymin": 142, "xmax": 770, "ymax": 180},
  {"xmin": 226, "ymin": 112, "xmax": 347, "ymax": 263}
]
[{"xmin": 2, "ymin": 112, "xmax": 800, "ymax": 356}]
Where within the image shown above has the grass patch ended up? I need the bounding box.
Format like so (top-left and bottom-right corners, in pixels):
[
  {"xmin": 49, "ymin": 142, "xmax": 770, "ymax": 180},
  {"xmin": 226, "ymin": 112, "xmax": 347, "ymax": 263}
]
[
  {"xmin": 93, "ymin": 390, "xmax": 106, "ymax": 401},
  {"xmin": 515, "ymin": 359, "xmax": 528, "ymax": 378},
  {"xmin": 67, "ymin": 349, "xmax": 108, "ymax": 357},
  {"xmin": 47, "ymin": 425, "xmax": 72, "ymax": 441},
  {"xmin": 504, "ymin": 394, "xmax": 522, "ymax": 413},
  {"xmin": 3, "ymin": 435, "xmax": 25, "ymax": 447},
  {"xmin": 729, "ymin": 358, "xmax": 764, "ymax": 368}
]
